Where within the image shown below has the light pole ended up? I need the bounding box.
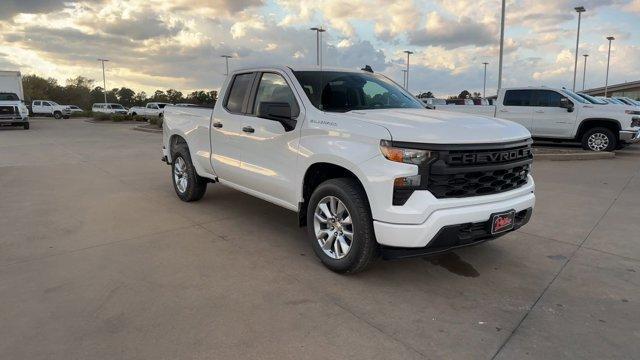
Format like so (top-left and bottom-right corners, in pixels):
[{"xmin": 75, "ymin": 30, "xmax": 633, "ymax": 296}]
[
  {"xmin": 221, "ymin": 55, "xmax": 232, "ymax": 76},
  {"xmin": 605, "ymin": 36, "xmax": 615, "ymax": 97},
  {"xmin": 482, "ymin": 62, "xmax": 489, "ymax": 98},
  {"xmin": 401, "ymin": 69, "xmax": 407, "ymax": 88},
  {"xmin": 582, "ymin": 54, "xmax": 589, "ymax": 90},
  {"xmin": 404, "ymin": 50, "xmax": 414, "ymax": 91},
  {"xmin": 97, "ymin": 59, "xmax": 109, "ymax": 104},
  {"xmin": 310, "ymin": 27, "xmax": 326, "ymax": 66},
  {"xmin": 572, "ymin": 6, "xmax": 586, "ymax": 91},
  {"xmin": 498, "ymin": 0, "xmax": 506, "ymax": 90}
]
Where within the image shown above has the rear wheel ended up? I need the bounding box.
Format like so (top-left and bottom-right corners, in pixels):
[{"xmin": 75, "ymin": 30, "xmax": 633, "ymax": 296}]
[
  {"xmin": 306, "ymin": 178, "xmax": 378, "ymax": 274},
  {"xmin": 171, "ymin": 144, "xmax": 207, "ymax": 202},
  {"xmin": 581, "ymin": 127, "xmax": 617, "ymax": 152}
]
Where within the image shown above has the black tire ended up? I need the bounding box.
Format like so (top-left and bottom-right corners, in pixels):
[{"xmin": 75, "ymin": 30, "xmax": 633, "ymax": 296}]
[
  {"xmin": 53, "ymin": 112, "xmax": 62, "ymax": 119},
  {"xmin": 23, "ymin": 122, "xmax": 29, "ymax": 130},
  {"xmin": 306, "ymin": 178, "xmax": 378, "ymax": 274},
  {"xmin": 581, "ymin": 127, "xmax": 617, "ymax": 152},
  {"xmin": 171, "ymin": 144, "xmax": 207, "ymax": 202},
  {"xmin": 131, "ymin": 112, "xmax": 137, "ymax": 117}
]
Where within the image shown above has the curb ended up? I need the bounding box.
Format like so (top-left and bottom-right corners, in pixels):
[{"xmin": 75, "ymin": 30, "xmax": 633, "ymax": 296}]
[
  {"xmin": 133, "ymin": 125, "xmax": 162, "ymax": 134},
  {"xmin": 533, "ymin": 151, "xmax": 615, "ymax": 161},
  {"xmin": 84, "ymin": 119, "xmax": 140, "ymax": 125}
]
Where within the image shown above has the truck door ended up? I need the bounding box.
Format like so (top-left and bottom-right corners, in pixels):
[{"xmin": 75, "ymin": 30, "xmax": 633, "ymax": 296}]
[
  {"xmin": 531, "ymin": 90, "xmax": 576, "ymax": 138},
  {"xmin": 32, "ymin": 101, "xmax": 42, "ymax": 114},
  {"xmin": 498, "ymin": 90, "xmax": 533, "ymax": 132},
  {"xmin": 232, "ymin": 71, "xmax": 302, "ymax": 207},
  {"xmin": 210, "ymin": 72, "xmax": 257, "ymax": 185}
]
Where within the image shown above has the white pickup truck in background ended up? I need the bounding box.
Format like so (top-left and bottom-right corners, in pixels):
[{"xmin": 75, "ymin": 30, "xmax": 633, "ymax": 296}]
[
  {"xmin": 0, "ymin": 70, "xmax": 29, "ymax": 129},
  {"xmin": 162, "ymin": 65, "xmax": 535, "ymax": 273},
  {"xmin": 31, "ymin": 100, "xmax": 71, "ymax": 119},
  {"xmin": 431, "ymin": 87, "xmax": 640, "ymax": 151},
  {"xmin": 128, "ymin": 102, "xmax": 169, "ymax": 119}
]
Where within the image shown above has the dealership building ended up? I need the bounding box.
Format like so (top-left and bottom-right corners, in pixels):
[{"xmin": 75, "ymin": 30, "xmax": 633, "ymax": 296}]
[{"xmin": 583, "ymin": 80, "xmax": 640, "ymax": 100}]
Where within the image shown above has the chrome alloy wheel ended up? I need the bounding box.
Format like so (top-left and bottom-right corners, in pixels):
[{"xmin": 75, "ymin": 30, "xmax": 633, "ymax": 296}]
[
  {"xmin": 313, "ymin": 196, "xmax": 354, "ymax": 259},
  {"xmin": 173, "ymin": 157, "xmax": 188, "ymax": 193},
  {"xmin": 587, "ymin": 133, "xmax": 609, "ymax": 151}
]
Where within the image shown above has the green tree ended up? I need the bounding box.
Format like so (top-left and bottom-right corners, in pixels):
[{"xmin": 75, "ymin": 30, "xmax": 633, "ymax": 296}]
[
  {"xmin": 166, "ymin": 89, "xmax": 183, "ymax": 104},
  {"xmin": 117, "ymin": 87, "xmax": 136, "ymax": 107},
  {"xmin": 458, "ymin": 90, "xmax": 471, "ymax": 99}
]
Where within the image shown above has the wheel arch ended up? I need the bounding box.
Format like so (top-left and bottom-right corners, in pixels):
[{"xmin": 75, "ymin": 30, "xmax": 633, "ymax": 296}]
[
  {"xmin": 576, "ymin": 118, "xmax": 621, "ymax": 141},
  {"xmin": 298, "ymin": 161, "xmax": 371, "ymax": 227}
]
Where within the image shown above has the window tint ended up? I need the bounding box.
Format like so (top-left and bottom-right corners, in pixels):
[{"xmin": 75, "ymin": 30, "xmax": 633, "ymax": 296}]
[
  {"xmin": 43, "ymin": 102, "xmax": 51, "ymax": 106},
  {"xmin": 34, "ymin": 101, "xmax": 41, "ymax": 106},
  {"xmin": 532, "ymin": 90, "xmax": 564, "ymax": 107},
  {"xmin": 503, "ymin": 90, "xmax": 532, "ymax": 106},
  {"xmin": 253, "ymin": 73, "xmax": 300, "ymax": 117},
  {"xmin": 224, "ymin": 73, "xmax": 254, "ymax": 113}
]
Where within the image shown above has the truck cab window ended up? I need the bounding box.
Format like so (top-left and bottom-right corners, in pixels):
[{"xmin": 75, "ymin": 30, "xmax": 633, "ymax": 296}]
[
  {"xmin": 224, "ymin": 73, "xmax": 255, "ymax": 114},
  {"xmin": 503, "ymin": 90, "xmax": 532, "ymax": 106},
  {"xmin": 253, "ymin": 73, "xmax": 300, "ymax": 117},
  {"xmin": 532, "ymin": 90, "xmax": 564, "ymax": 107}
]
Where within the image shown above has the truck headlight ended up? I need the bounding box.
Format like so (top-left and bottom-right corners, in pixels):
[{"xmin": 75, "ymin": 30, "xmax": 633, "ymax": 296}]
[
  {"xmin": 632, "ymin": 117, "xmax": 640, "ymax": 127},
  {"xmin": 380, "ymin": 140, "xmax": 439, "ymax": 205},
  {"xmin": 380, "ymin": 140, "xmax": 437, "ymax": 165}
]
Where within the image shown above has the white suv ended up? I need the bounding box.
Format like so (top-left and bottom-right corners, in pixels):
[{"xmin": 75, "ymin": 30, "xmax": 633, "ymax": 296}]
[{"xmin": 92, "ymin": 103, "xmax": 127, "ymax": 114}]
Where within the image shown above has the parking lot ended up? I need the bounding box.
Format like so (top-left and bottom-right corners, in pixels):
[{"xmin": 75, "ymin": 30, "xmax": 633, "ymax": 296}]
[{"xmin": 1, "ymin": 118, "xmax": 639, "ymax": 359}]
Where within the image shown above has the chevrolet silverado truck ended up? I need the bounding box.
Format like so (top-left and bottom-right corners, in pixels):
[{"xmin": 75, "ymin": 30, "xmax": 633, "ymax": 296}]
[
  {"xmin": 431, "ymin": 87, "xmax": 640, "ymax": 151},
  {"xmin": 162, "ymin": 66, "xmax": 535, "ymax": 273}
]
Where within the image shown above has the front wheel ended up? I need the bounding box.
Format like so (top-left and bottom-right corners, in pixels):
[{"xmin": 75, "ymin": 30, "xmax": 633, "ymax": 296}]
[
  {"xmin": 306, "ymin": 178, "xmax": 378, "ymax": 274},
  {"xmin": 53, "ymin": 112, "xmax": 62, "ymax": 119},
  {"xmin": 171, "ymin": 145, "xmax": 207, "ymax": 202},
  {"xmin": 582, "ymin": 127, "xmax": 617, "ymax": 152}
]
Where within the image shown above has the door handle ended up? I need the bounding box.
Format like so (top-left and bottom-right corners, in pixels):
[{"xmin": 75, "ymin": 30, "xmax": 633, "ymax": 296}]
[
  {"xmin": 213, "ymin": 122, "xmax": 223, "ymax": 128},
  {"xmin": 242, "ymin": 126, "xmax": 255, "ymax": 133}
]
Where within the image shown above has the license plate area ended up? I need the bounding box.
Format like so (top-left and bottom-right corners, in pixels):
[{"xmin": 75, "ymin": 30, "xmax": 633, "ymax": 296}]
[{"xmin": 490, "ymin": 210, "xmax": 516, "ymax": 234}]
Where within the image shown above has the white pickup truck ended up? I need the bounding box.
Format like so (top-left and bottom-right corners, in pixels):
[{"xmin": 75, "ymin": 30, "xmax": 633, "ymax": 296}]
[
  {"xmin": 432, "ymin": 87, "xmax": 640, "ymax": 151},
  {"xmin": 0, "ymin": 70, "xmax": 29, "ymax": 129},
  {"xmin": 31, "ymin": 100, "xmax": 71, "ymax": 119},
  {"xmin": 162, "ymin": 66, "xmax": 535, "ymax": 273},
  {"xmin": 128, "ymin": 102, "xmax": 169, "ymax": 119}
]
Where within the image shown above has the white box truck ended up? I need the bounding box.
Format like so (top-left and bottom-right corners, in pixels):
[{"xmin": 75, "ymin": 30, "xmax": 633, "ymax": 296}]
[{"xmin": 0, "ymin": 71, "xmax": 29, "ymax": 129}]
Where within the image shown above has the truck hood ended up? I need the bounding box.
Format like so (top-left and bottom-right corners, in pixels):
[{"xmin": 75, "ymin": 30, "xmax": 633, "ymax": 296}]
[{"xmin": 340, "ymin": 108, "xmax": 531, "ymax": 144}]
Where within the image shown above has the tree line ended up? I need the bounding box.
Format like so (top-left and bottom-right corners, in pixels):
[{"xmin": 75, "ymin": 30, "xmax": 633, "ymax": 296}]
[{"xmin": 21, "ymin": 75, "xmax": 218, "ymax": 111}]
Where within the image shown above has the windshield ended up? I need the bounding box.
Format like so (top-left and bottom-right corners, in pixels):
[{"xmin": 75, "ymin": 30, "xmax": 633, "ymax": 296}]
[
  {"xmin": 111, "ymin": 104, "xmax": 124, "ymax": 109},
  {"xmin": 577, "ymin": 93, "xmax": 607, "ymax": 104},
  {"xmin": 49, "ymin": 101, "xmax": 59, "ymax": 106},
  {"xmin": 0, "ymin": 93, "xmax": 20, "ymax": 101},
  {"xmin": 293, "ymin": 71, "xmax": 424, "ymax": 112},
  {"xmin": 158, "ymin": 104, "xmax": 167, "ymax": 108},
  {"xmin": 561, "ymin": 89, "xmax": 589, "ymax": 104}
]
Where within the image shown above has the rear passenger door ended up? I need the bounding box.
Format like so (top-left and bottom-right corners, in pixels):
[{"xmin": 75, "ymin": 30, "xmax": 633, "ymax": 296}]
[
  {"xmin": 531, "ymin": 90, "xmax": 577, "ymax": 138},
  {"xmin": 498, "ymin": 90, "xmax": 533, "ymax": 132},
  {"xmin": 210, "ymin": 72, "xmax": 257, "ymax": 184}
]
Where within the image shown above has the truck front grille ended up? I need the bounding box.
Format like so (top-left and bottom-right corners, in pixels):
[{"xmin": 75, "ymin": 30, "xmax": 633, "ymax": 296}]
[
  {"xmin": 426, "ymin": 140, "xmax": 533, "ymax": 199},
  {"xmin": 0, "ymin": 106, "xmax": 17, "ymax": 119}
]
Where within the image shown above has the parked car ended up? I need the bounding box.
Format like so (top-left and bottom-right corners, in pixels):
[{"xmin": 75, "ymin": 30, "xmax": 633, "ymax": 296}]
[
  {"xmin": 421, "ymin": 98, "xmax": 446, "ymax": 109},
  {"xmin": 0, "ymin": 71, "xmax": 29, "ymax": 129},
  {"xmin": 162, "ymin": 65, "xmax": 535, "ymax": 273},
  {"xmin": 613, "ymin": 97, "xmax": 640, "ymax": 107},
  {"xmin": 65, "ymin": 105, "xmax": 84, "ymax": 113},
  {"xmin": 92, "ymin": 103, "xmax": 127, "ymax": 114},
  {"xmin": 31, "ymin": 100, "xmax": 71, "ymax": 119},
  {"xmin": 598, "ymin": 97, "xmax": 625, "ymax": 105},
  {"xmin": 432, "ymin": 87, "xmax": 640, "ymax": 151},
  {"xmin": 445, "ymin": 98, "xmax": 474, "ymax": 105},
  {"xmin": 128, "ymin": 102, "xmax": 169, "ymax": 118}
]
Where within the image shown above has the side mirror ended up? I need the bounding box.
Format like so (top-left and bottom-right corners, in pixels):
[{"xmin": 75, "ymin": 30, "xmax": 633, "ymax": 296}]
[
  {"xmin": 257, "ymin": 102, "xmax": 296, "ymax": 131},
  {"xmin": 560, "ymin": 98, "xmax": 574, "ymax": 112}
]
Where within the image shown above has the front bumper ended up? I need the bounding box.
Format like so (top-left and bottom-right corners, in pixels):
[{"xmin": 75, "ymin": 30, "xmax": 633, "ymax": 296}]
[
  {"xmin": 0, "ymin": 115, "xmax": 28, "ymax": 125},
  {"xmin": 619, "ymin": 129, "xmax": 640, "ymax": 143},
  {"xmin": 381, "ymin": 208, "xmax": 533, "ymax": 259},
  {"xmin": 373, "ymin": 185, "xmax": 535, "ymax": 248}
]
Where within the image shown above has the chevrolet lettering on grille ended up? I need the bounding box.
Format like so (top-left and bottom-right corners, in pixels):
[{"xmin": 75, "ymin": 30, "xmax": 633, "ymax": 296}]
[{"xmin": 447, "ymin": 147, "xmax": 532, "ymax": 165}]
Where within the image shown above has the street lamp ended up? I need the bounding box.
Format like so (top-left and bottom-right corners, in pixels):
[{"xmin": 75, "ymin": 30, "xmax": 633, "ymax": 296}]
[
  {"xmin": 582, "ymin": 54, "xmax": 589, "ymax": 91},
  {"xmin": 97, "ymin": 59, "xmax": 109, "ymax": 104},
  {"xmin": 221, "ymin": 55, "xmax": 232, "ymax": 76},
  {"xmin": 404, "ymin": 50, "xmax": 414, "ymax": 91},
  {"xmin": 310, "ymin": 27, "xmax": 326, "ymax": 66},
  {"xmin": 572, "ymin": 6, "xmax": 586, "ymax": 91},
  {"xmin": 605, "ymin": 36, "xmax": 615, "ymax": 97},
  {"xmin": 498, "ymin": 0, "xmax": 506, "ymax": 90},
  {"xmin": 482, "ymin": 62, "xmax": 489, "ymax": 98},
  {"xmin": 401, "ymin": 69, "xmax": 407, "ymax": 88}
]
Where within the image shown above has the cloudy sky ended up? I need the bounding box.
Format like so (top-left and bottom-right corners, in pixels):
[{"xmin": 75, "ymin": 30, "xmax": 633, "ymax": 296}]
[{"xmin": 0, "ymin": 0, "xmax": 638, "ymax": 97}]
